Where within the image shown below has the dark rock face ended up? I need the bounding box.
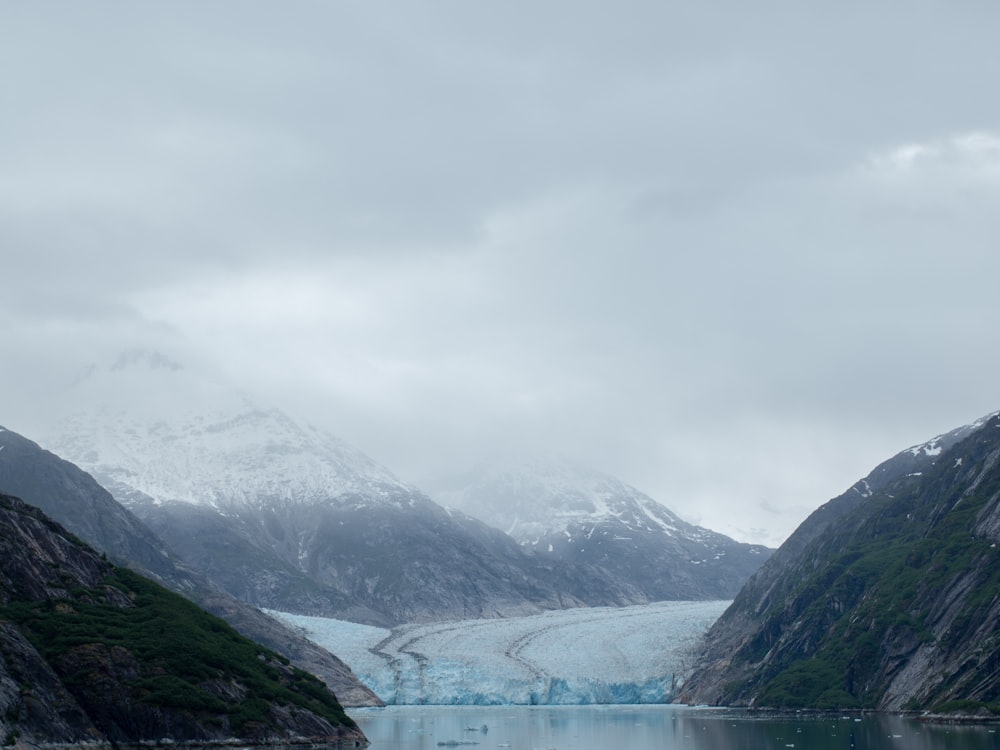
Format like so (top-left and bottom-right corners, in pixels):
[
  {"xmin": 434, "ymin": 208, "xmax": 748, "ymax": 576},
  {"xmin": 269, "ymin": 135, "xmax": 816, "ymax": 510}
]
[
  {"xmin": 678, "ymin": 413, "xmax": 1000, "ymax": 712},
  {"xmin": 128, "ymin": 498, "xmax": 358, "ymax": 618},
  {"xmin": 539, "ymin": 517, "xmax": 770, "ymax": 601},
  {"xmin": 0, "ymin": 494, "xmax": 367, "ymax": 748},
  {"xmin": 134, "ymin": 493, "xmax": 637, "ymax": 626},
  {"xmin": 0, "ymin": 624, "xmax": 100, "ymax": 746},
  {"xmin": 0, "ymin": 426, "xmax": 381, "ymax": 707}
]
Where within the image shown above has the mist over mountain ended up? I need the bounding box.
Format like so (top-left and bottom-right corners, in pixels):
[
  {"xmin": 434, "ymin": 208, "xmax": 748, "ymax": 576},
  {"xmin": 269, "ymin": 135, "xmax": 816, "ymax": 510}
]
[
  {"xmin": 37, "ymin": 350, "xmax": 771, "ymax": 626},
  {"xmin": 435, "ymin": 459, "xmax": 772, "ymax": 600},
  {"xmin": 678, "ymin": 411, "xmax": 1000, "ymax": 712},
  {"xmin": 39, "ymin": 351, "xmax": 648, "ymax": 625},
  {"xmin": 49, "ymin": 350, "xmax": 410, "ymax": 513}
]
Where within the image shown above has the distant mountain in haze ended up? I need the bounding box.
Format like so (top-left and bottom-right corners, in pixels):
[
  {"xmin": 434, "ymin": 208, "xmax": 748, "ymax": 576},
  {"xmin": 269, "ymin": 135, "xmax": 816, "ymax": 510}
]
[
  {"xmin": 677, "ymin": 411, "xmax": 1000, "ymax": 712},
  {"xmin": 435, "ymin": 459, "xmax": 772, "ymax": 601},
  {"xmin": 40, "ymin": 350, "xmax": 653, "ymax": 626}
]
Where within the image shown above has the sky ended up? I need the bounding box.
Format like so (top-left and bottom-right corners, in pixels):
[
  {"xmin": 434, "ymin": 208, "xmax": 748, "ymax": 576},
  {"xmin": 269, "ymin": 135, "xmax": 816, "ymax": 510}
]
[{"xmin": 2, "ymin": 2, "xmax": 1000, "ymax": 547}]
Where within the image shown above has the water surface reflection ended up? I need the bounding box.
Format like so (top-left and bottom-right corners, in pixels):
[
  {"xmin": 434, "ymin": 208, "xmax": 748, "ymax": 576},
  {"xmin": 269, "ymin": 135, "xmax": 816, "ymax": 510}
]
[{"xmin": 353, "ymin": 705, "xmax": 1000, "ymax": 750}]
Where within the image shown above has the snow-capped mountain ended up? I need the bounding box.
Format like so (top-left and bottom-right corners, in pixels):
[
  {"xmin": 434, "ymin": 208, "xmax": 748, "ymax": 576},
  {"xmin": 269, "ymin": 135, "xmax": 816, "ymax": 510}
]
[
  {"xmin": 49, "ymin": 350, "xmax": 413, "ymax": 512},
  {"xmin": 434, "ymin": 459, "xmax": 772, "ymax": 600},
  {"xmin": 40, "ymin": 350, "xmax": 640, "ymax": 625},
  {"xmin": 436, "ymin": 459, "xmax": 710, "ymax": 546},
  {"xmin": 0, "ymin": 423, "xmax": 381, "ymax": 706}
]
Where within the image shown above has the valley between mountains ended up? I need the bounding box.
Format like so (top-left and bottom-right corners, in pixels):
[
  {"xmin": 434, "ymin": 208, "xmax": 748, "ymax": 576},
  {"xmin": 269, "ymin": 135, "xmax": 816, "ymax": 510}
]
[
  {"xmin": 3, "ymin": 348, "xmax": 1000, "ymax": 736},
  {"xmin": 41, "ymin": 351, "xmax": 771, "ymax": 627}
]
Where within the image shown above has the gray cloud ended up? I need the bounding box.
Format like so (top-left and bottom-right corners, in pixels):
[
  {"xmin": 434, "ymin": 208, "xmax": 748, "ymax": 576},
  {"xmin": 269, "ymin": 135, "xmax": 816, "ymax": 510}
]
[{"xmin": 3, "ymin": 2, "xmax": 1000, "ymax": 545}]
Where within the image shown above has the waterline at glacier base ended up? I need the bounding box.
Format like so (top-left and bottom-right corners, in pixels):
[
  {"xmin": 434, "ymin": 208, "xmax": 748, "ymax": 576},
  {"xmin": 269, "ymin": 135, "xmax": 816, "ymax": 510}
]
[{"xmin": 270, "ymin": 600, "xmax": 729, "ymax": 705}]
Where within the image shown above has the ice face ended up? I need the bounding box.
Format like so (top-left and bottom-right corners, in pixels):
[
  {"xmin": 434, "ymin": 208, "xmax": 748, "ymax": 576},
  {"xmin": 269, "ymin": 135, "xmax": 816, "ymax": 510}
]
[{"xmin": 270, "ymin": 600, "xmax": 729, "ymax": 705}]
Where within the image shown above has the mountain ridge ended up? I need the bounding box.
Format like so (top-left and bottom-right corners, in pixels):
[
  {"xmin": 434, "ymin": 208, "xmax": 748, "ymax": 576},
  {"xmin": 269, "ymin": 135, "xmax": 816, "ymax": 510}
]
[
  {"xmin": 0, "ymin": 424, "xmax": 381, "ymax": 706},
  {"xmin": 677, "ymin": 411, "xmax": 1000, "ymax": 712},
  {"xmin": 435, "ymin": 458, "xmax": 772, "ymax": 601},
  {"xmin": 38, "ymin": 351, "xmax": 769, "ymax": 624},
  {"xmin": 48, "ymin": 351, "xmax": 413, "ymax": 514},
  {"xmin": 34, "ymin": 355, "xmax": 612, "ymax": 624}
]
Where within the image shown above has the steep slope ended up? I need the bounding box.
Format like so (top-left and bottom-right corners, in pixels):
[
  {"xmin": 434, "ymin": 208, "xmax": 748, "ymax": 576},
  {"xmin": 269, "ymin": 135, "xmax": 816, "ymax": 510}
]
[
  {"xmin": 40, "ymin": 351, "xmax": 630, "ymax": 625},
  {"xmin": 138, "ymin": 490, "xmax": 609, "ymax": 625},
  {"xmin": 0, "ymin": 493, "xmax": 366, "ymax": 748},
  {"xmin": 435, "ymin": 459, "xmax": 772, "ymax": 600},
  {"xmin": 0, "ymin": 425, "xmax": 381, "ymax": 706},
  {"xmin": 677, "ymin": 412, "xmax": 1000, "ymax": 712}
]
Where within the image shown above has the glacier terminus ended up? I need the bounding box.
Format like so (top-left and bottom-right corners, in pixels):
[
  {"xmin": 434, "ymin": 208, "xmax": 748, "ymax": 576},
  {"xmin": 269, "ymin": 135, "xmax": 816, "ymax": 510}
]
[{"xmin": 271, "ymin": 600, "xmax": 729, "ymax": 705}]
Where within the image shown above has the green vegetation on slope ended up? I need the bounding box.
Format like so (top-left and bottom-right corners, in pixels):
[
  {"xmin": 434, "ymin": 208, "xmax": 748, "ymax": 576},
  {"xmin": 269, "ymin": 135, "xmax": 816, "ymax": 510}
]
[
  {"xmin": 745, "ymin": 426, "xmax": 1000, "ymax": 711},
  {"xmin": 1, "ymin": 567, "xmax": 355, "ymax": 732}
]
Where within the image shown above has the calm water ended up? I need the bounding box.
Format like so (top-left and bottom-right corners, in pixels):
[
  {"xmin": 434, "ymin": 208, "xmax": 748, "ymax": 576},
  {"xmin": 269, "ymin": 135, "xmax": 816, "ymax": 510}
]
[{"xmin": 352, "ymin": 705, "xmax": 1000, "ymax": 750}]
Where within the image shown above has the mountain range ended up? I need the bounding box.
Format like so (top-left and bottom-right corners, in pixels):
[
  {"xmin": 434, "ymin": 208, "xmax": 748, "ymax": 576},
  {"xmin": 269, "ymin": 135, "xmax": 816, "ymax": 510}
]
[
  {"xmin": 6, "ymin": 346, "xmax": 998, "ymax": 715},
  {"xmin": 677, "ymin": 411, "xmax": 1000, "ymax": 713},
  {"xmin": 36, "ymin": 349, "xmax": 770, "ymax": 625},
  {"xmin": 0, "ymin": 425, "xmax": 380, "ymax": 707}
]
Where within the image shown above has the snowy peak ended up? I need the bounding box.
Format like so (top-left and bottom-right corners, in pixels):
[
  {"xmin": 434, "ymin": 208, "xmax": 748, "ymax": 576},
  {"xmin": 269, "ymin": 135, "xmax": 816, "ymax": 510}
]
[
  {"xmin": 434, "ymin": 457, "xmax": 771, "ymax": 601},
  {"xmin": 44, "ymin": 350, "xmax": 413, "ymax": 511},
  {"xmin": 435, "ymin": 458, "xmax": 709, "ymax": 546},
  {"xmin": 858, "ymin": 409, "xmax": 1000, "ymax": 500},
  {"xmin": 904, "ymin": 409, "xmax": 1000, "ymax": 458}
]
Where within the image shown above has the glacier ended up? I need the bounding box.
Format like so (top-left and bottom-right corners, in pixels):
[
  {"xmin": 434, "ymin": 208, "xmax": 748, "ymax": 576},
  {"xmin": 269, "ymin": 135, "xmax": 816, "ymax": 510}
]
[{"xmin": 269, "ymin": 600, "xmax": 729, "ymax": 705}]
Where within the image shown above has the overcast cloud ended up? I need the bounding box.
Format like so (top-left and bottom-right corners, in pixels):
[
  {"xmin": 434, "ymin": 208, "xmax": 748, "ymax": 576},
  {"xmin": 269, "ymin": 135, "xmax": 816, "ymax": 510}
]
[{"xmin": 3, "ymin": 2, "xmax": 1000, "ymax": 545}]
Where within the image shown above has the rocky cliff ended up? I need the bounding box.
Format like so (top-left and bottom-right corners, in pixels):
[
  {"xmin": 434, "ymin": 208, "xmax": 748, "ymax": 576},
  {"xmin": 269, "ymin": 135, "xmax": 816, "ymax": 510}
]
[
  {"xmin": 0, "ymin": 493, "xmax": 367, "ymax": 748},
  {"xmin": 0, "ymin": 425, "xmax": 381, "ymax": 706},
  {"xmin": 678, "ymin": 413, "xmax": 1000, "ymax": 712},
  {"xmin": 128, "ymin": 487, "xmax": 612, "ymax": 626}
]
